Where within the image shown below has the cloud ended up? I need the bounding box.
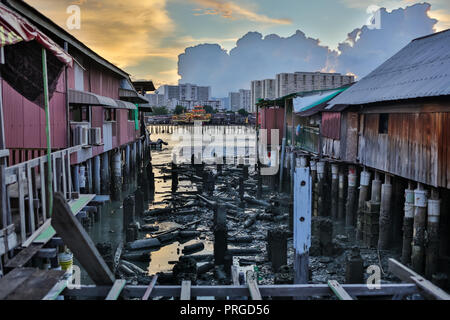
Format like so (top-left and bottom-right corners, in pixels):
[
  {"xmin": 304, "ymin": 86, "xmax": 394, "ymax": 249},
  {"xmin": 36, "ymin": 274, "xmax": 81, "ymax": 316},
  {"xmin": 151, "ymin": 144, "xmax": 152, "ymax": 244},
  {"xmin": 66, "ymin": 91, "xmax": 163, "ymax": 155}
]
[
  {"xmin": 25, "ymin": 0, "xmax": 175, "ymax": 68},
  {"xmin": 178, "ymin": 2, "xmax": 439, "ymax": 97},
  {"xmin": 189, "ymin": 0, "xmax": 292, "ymax": 24}
]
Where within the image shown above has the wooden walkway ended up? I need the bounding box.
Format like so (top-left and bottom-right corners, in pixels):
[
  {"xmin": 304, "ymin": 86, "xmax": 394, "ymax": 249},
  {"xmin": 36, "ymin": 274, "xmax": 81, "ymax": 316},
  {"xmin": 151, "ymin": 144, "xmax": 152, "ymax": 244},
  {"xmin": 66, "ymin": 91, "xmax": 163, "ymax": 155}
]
[{"xmin": 0, "ymin": 268, "xmax": 66, "ymax": 300}]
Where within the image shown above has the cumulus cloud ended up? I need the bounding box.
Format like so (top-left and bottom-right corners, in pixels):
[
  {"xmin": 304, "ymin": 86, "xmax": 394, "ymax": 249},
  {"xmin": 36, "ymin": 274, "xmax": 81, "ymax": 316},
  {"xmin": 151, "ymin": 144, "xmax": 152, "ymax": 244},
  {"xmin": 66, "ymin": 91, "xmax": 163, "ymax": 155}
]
[
  {"xmin": 178, "ymin": 2, "xmax": 439, "ymax": 96},
  {"xmin": 190, "ymin": 0, "xmax": 292, "ymax": 24}
]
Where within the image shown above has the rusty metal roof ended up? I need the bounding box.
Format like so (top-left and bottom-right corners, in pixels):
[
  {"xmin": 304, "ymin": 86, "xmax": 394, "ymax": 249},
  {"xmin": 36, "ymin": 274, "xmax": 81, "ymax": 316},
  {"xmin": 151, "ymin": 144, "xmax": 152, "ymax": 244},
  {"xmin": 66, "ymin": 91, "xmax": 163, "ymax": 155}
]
[
  {"xmin": 68, "ymin": 89, "xmax": 137, "ymax": 110},
  {"xmin": 328, "ymin": 29, "xmax": 450, "ymax": 107}
]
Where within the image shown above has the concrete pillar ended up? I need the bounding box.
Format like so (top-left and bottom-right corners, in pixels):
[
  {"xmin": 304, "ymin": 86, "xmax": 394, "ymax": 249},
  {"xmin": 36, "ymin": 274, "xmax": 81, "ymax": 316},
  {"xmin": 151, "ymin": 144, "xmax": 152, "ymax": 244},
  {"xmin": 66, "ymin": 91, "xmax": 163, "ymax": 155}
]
[
  {"xmin": 317, "ymin": 161, "xmax": 326, "ymax": 217},
  {"xmin": 310, "ymin": 160, "xmax": 318, "ymax": 217},
  {"xmin": 123, "ymin": 195, "xmax": 135, "ymax": 234},
  {"xmin": 214, "ymin": 204, "xmax": 227, "ymax": 266},
  {"xmin": 401, "ymin": 185, "xmax": 415, "ymax": 265},
  {"xmin": 93, "ymin": 156, "xmax": 101, "ymax": 195},
  {"xmin": 331, "ymin": 164, "xmax": 339, "ymax": 220},
  {"xmin": 425, "ymin": 189, "xmax": 440, "ymax": 279},
  {"xmin": 357, "ymin": 169, "xmax": 371, "ymax": 241},
  {"xmin": 345, "ymin": 165, "xmax": 358, "ymax": 227},
  {"xmin": 345, "ymin": 247, "xmax": 364, "ymax": 284},
  {"xmin": 111, "ymin": 150, "xmax": 122, "ymax": 201},
  {"xmin": 125, "ymin": 145, "xmax": 131, "ymax": 177},
  {"xmin": 412, "ymin": 184, "xmax": 427, "ymax": 274},
  {"xmin": 72, "ymin": 165, "xmax": 80, "ymax": 193},
  {"xmin": 363, "ymin": 172, "xmax": 381, "ymax": 247},
  {"xmin": 378, "ymin": 175, "xmax": 393, "ymax": 250},
  {"xmin": 338, "ymin": 167, "xmax": 345, "ymax": 221},
  {"xmin": 134, "ymin": 188, "xmax": 144, "ymax": 217},
  {"xmin": 100, "ymin": 152, "xmax": 110, "ymax": 194},
  {"xmin": 86, "ymin": 159, "xmax": 93, "ymax": 194},
  {"xmin": 267, "ymin": 229, "xmax": 288, "ymax": 272}
]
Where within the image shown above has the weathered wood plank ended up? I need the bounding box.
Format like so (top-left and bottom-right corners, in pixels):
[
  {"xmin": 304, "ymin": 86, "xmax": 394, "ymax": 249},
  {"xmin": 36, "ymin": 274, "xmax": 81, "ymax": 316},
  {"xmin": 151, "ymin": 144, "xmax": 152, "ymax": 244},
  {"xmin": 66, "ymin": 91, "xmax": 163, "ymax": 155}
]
[
  {"xmin": 105, "ymin": 279, "xmax": 127, "ymax": 300},
  {"xmin": 328, "ymin": 280, "xmax": 354, "ymax": 300},
  {"xmin": 65, "ymin": 283, "xmax": 420, "ymax": 299},
  {"xmin": 51, "ymin": 192, "xmax": 115, "ymax": 285},
  {"xmin": 180, "ymin": 281, "xmax": 191, "ymax": 301},
  {"xmin": 39, "ymin": 159, "xmax": 47, "ymax": 222},
  {"xmin": 26, "ymin": 164, "xmax": 35, "ymax": 233},
  {"xmin": 0, "ymin": 268, "xmax": 36, "ymax": 300},
  {"xmin": 5, "ymin": 243, "xmax": 44, "ymax": 269},
  {"xmin": 388, "ymin": 258, "xmax": 450, "ymax": 300},
  {"xmin": 5, "ymin": 269, "xmax": 65, "ymax": 300},
  {"xmin": 142, "ymin": 275, "xmax": 158, "ymax": 300},
  {"xmin": 17, "ymin": 167, "xmax": 26, "ymax": 242}
]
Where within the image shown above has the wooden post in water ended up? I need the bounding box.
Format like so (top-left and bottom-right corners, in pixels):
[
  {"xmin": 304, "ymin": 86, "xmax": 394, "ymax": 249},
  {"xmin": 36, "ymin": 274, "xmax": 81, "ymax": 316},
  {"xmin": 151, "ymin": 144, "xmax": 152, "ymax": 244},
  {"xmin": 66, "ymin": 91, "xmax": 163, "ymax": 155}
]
[
  {"xmin": 378, "ymin": 174, "xmax": 393, "ymax": 250},
  {"xmin": 345, "ymin": 165, "xmax": 358, "ymax": 228},
  {"xmin": 214, "ymin": 204, "xmax": 227, "ymax": 267},
  {"xmin": 356, "ymin": 169, "xmax": 370, "ymax": 241},
  {"xmin": 425, "ymin": 189, "xmax": 440, "ymax": 279},
  {"xmin": 100, "ymin": 152, "xmax": 110, "ymax": 194},
  {"xmin": 338, "ymin": 166, "xmax": 345, "ymax": 221},
  {"xmin": 402, "ymin": 183, "xmax": 415, "ymax": 265},
  {"xmin": 412, "ymin": 183, "xmax": 427, "ymax": 274},
  {"xmin": 293, "ymin": 167, "xmax": 312, "ymax": 295},
  {"xmin": 331, "ymin": 163, "xmax": 339, "ymax": 220}
]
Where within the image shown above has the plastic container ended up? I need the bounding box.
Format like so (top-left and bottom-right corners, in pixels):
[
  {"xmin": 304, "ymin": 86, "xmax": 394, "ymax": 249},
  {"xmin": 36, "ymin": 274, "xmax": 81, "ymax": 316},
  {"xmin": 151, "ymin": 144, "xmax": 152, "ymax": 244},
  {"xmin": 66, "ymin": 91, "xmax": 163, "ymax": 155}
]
[
  {"xmin": 428, "ymin": 199, "xmax": 441, "ymax": 223},
  {"xmin": 58, "ymin": 251, "xmax": 74, "ymax": 274},
  {"xmin": 360, "ymin": 171, "xmax": 371, "ymax": 187}
]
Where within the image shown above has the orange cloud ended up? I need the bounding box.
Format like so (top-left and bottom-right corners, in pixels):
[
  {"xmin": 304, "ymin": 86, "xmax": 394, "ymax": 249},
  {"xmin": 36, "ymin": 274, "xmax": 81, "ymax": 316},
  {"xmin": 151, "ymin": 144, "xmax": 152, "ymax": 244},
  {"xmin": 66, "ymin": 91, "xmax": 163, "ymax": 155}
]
[{"xmin": 190, "ymin": 0, "xmax": 292, "ymax": 24}]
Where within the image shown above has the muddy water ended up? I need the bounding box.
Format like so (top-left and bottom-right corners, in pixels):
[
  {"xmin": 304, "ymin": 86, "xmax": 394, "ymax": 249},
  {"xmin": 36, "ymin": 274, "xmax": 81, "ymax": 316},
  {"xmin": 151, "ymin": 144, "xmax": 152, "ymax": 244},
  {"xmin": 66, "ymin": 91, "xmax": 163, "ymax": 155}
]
[{"xmin": 82, "ymin": 125, "xmax": 254, "ymax": 283}]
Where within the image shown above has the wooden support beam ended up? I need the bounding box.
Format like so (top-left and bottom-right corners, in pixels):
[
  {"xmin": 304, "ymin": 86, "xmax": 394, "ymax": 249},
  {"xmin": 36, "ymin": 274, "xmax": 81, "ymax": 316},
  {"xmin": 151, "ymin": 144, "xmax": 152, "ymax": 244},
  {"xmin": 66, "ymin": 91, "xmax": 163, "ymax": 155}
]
[
  {"xmin": 5, "ymin": 243, "xmax": 44, "ymax": 269},
  {"xmin": 247, "ymin": 271, "xmax": 262, "ymax": 300},
  {"xmin": 328, "ymin": 280, "xmax": 354, "ymax": 300},
  {"xmin": 142, "ymin": 275, "xmax": 158, "ymax": 301},
  {"xmin": 105, "ymin": 280, "xmax": 127, "ymax": 300},
  {"xmin": 388, "ymin": 258, "xmax": 450, "ymax": 300},
  {"xmin": 51, "ymin": 193, "xmax": 115, "ymax": 285},
  {"xmin": 180, "ymin": 281, "xmax": 191, "ymax": 301}
]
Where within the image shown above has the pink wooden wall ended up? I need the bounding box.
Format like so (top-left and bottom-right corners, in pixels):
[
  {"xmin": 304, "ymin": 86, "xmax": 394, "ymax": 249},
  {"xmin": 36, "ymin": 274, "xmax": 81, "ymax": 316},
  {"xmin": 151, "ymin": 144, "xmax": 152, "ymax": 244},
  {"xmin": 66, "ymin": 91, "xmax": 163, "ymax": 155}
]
[
  {"xmin": 261, "ymin": 108, "xmax": 285, "ymax": 145},
  {"xmin": 2, "ymin": 52, "xmax": 139, "ymax": 166}
]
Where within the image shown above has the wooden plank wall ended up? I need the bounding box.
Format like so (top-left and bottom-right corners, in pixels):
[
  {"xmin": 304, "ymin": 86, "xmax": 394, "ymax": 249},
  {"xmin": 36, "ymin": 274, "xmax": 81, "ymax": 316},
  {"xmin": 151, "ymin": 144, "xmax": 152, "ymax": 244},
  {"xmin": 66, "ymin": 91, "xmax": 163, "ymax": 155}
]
[{"xmin": 359, "ymin": 112, "xmax": 448, "ymax": 188}]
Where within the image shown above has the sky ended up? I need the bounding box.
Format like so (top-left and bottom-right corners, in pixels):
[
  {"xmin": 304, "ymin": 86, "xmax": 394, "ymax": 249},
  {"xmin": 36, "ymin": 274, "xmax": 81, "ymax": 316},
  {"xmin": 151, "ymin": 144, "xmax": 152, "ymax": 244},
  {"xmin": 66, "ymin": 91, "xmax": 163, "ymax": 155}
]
[{"xmin": 25, "ymin": 0, "xmax": 450, "ymax": 96}]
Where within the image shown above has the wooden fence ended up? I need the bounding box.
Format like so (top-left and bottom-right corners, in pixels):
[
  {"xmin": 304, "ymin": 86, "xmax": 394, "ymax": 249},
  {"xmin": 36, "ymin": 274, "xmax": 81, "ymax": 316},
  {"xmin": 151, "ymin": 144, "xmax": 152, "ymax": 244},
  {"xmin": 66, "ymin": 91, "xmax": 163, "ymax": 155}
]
[{"xmin": 1, "ymin": 146, "xmax": 81, "ymax": 253}]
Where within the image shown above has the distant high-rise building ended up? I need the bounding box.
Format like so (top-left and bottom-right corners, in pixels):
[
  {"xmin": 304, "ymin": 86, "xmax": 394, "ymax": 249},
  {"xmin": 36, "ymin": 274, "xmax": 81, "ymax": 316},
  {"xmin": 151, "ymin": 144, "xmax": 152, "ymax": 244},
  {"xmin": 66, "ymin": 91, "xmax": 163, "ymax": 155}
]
[
  {"xmin": 158, "ymin": 83, "xmax": 212, "ymax": 110},
  {"xmin": 229, "ymin": 92, "xmax": 240, "ymax": 112},
  {"xmin": 275, "ymin": 72, "xmax": 354, "ymax": 98},
  {"xmin": 250, "ymin": 80, "xmax": 263, "ymax": 113},
  {"xmin": 239, "ymin": 89, "xmax": 251, "ymax": 112},
  {"xmin": 262, "ymin": 79, "xmax": 276, "ymax": 100},
  {"xmin": 145, "ymin": 93, "xmax": 165, "ymax": 107}
]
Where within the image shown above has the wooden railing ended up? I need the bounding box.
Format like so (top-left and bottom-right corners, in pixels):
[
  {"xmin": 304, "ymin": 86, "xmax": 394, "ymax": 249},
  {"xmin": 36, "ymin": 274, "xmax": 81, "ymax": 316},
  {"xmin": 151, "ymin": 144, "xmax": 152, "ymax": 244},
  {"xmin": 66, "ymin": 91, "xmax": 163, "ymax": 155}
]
[{"xmin": 4, "ymin": 146, "xmax": 81, "ymax": 246}]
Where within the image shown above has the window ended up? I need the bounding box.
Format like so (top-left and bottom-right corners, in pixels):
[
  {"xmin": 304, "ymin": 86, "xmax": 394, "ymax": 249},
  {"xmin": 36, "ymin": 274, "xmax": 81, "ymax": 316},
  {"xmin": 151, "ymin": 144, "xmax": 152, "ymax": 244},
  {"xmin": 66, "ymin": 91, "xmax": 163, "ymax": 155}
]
[
  {"xmin": 379, "ymin": 114, "xmax": 389, "ymax": 134},
  {"xmin": 128, "ymin": 109, "xmax": 135, "ymax": 121},
  {"xmin": 70, "ymin": 105, "xmax": 90, "ymax": 122},
  {"xmin": 104, "ymin": 108, "xmax": 116, "ymax": 121}
]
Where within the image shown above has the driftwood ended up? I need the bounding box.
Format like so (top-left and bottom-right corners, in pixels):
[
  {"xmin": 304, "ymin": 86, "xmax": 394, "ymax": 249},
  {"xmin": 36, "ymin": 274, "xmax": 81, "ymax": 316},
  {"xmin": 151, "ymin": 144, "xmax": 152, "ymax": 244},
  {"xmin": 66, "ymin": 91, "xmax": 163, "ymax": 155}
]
[
  {"xmin": 113, "ymin": 242, "xmax": 123, "ymax": 273},
  {"xmin": 182, "ymin": 242, "xmax": 205, "ymax": 254},
  {"xmin": 144, "ymin": 208, "xmax": 174, "ymax": 216},
  {"xmin": 180, "ymin": 254, "xmax": 213, "ymax": 262},
  {"xmin": 152, "ymin": 219, "xmax": 202, "ymax": 238},
  {"xmin": 197, "ymin": 262, "xmax": 215, "ymax": 275},
  {"xmin": 179, "ymin": 231, "xmax": 201, "ymax": 238},
  {"xmin": 118, "ymin": 263, "xmax": 135, "ymax": 276},
  {"xmin": 140, "ymin": 224, "xmax": 160, "ymax": 232},
  {"xmin": 122, "ymin": 252, "xmax": 151, "ymax": 262},
  {"xmin": 228, "ymin": 236, "xmax": 253, "ymax": 244},
  {"xmin": 244, "ymin": 215, "xmax": 257, "ymax": 228},
  {"xmin": 127, "ymin": 238, "xmax": 161, "ymax": 250},
  {"xmin": 244, "ymin": 196, "xmax": 270, "ymax": 207},
  {"xmin": 228, "ymin": 248, "xmax": 260, "ymax": 256},
  {"xmin": 121, "ymin": 260, "xmax": 147, "ymax": 275}
]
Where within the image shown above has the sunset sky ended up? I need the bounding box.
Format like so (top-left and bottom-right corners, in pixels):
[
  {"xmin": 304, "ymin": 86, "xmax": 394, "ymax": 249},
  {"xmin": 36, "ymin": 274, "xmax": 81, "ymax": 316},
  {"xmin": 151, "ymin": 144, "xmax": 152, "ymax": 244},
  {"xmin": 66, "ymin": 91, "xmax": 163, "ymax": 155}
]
[{"xmin": 25, "ymin": 0, "xmax": 450, "ymax": 90}]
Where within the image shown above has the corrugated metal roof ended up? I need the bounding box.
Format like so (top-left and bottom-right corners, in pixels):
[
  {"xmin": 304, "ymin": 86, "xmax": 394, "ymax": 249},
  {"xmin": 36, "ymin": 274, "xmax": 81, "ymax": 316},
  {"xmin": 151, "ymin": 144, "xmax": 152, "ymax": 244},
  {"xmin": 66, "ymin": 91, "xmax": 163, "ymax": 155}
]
[
  {"xmin": 328, "ymin": 29, "xmax": 450, "ymax": 107},
  {"xmin": 69, "ymin": 89, "xmax": 137, "ymax": 110},
  {"xmin": 294, "ymin": 88, "xmax": 348, "ymax": 114}
]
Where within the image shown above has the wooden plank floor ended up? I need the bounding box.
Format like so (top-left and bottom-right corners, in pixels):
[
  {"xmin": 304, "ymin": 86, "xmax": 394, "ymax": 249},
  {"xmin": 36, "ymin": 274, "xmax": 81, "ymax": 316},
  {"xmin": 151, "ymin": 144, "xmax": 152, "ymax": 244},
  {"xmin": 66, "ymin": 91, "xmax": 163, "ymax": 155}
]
[{"xmin": 0, "ymin": 268, "xmax": 65, "ymax": 300}]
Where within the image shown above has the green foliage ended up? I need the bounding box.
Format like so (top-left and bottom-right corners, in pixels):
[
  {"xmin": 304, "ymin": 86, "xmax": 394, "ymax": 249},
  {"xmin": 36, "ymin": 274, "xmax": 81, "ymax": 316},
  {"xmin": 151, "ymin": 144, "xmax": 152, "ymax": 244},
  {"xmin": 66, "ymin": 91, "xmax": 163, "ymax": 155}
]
[
  {"xmin": 151, "ymin": 106, "xmax": 169, "ymax": 115},
  {"xmin": 238, "ymin": 108, "xmax": 249, "ymax": 117},
  {"xmin": 174, "ymin": 105, "xmax": 186, "ymax": 115},
  {"xmin": 203, "ymin": 105, "xmax": 215, "ymax": 114}
]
